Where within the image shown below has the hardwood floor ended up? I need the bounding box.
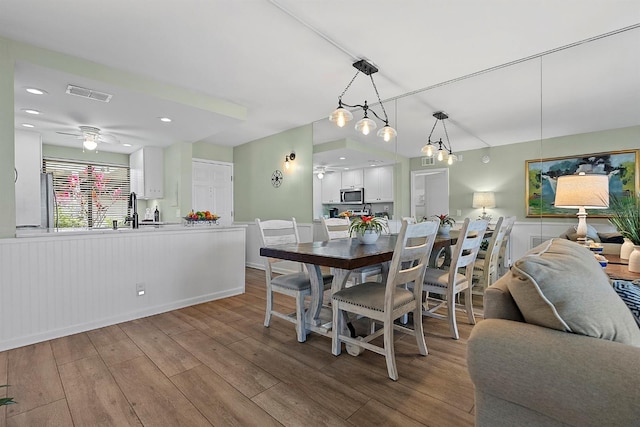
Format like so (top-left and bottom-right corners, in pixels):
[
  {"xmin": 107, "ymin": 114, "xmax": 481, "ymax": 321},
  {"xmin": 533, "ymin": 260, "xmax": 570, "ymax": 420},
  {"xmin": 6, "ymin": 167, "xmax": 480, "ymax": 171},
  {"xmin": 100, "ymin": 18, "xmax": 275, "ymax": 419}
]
[{"xmin": 0, "ymin": 268, "xmax": 480, "ymax": 426}]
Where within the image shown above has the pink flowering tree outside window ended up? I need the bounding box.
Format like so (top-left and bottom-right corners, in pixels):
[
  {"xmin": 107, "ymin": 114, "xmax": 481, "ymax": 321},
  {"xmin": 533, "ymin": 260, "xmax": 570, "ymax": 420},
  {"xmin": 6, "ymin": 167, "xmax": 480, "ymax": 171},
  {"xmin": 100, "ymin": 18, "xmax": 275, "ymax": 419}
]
[{"xmin": 57, "ymin": 165, "xmax": 127, "ymax": 228}]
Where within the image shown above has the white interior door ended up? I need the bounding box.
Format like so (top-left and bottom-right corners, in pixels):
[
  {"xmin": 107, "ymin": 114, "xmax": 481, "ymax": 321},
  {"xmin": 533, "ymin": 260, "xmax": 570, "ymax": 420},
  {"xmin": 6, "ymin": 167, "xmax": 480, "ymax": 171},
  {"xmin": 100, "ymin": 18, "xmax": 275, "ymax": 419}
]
[
  {"xmin": 411, "ymin": 169, "xmax": 449, "ymax": 220},
  {"xmin": 192, "ymin": 160, "xmax": 233, "ymax": 225}
]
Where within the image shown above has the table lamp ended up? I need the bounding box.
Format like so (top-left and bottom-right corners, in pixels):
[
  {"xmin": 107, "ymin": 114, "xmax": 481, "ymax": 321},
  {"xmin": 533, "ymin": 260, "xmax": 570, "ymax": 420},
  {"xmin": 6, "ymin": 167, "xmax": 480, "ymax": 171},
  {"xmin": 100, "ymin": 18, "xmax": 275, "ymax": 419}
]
[
  {"xmin": 472, "ymin": 192, "xmax": 496, "ymax": 220},
  {"xmin": 553, "ymin": 173, "xmax": 609, "ymax": 243}
]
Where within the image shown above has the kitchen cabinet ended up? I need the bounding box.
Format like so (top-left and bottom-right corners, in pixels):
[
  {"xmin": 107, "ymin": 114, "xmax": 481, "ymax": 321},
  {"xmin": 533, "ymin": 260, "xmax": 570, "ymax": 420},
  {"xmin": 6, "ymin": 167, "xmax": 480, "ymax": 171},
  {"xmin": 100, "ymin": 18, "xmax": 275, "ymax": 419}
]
[
  {"xmin": 341, "ymin": 169, "xmax": 363, "ymax": 189},
  {"xmin": 364, "ymin": 166, "xmax": 394, "ymax": 202},
  {"xmin": 321, "ymin": 172, "xmax": 341, "ymax": 204},
  {"xmin": 15, "ymin": 130, "xmax": 42, "ymax": 226},
  {"xmin": 130, "ymin": 146, "xmax": 163, "ymax": 199}
]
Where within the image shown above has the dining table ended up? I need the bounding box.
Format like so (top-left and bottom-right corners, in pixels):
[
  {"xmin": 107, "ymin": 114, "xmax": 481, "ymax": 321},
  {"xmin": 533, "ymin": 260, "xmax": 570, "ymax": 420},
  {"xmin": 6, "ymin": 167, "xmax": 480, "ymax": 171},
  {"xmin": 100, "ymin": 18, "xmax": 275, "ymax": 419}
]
[{"xmin": 259, "ymin": 232, "xmax": 459, "ymax": 340}]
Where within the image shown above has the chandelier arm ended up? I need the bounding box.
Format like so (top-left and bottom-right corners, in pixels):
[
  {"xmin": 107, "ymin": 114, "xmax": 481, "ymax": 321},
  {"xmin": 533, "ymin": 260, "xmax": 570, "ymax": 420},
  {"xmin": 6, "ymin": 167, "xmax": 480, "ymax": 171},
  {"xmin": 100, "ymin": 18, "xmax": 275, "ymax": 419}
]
[
  {"xmin": 338, "ymin": 70, "xmax": 361, "ymax": 102},
  {"xmin": 369, "ymin": 75, "xmax": 390, "ymax": 123},
  {"xmin": 442, "ymin": 119, "xmax": 453, "ymax": 152},
  {"xmin": 427, "ymin": 118, "xmax": 439, "ymax": 141}
]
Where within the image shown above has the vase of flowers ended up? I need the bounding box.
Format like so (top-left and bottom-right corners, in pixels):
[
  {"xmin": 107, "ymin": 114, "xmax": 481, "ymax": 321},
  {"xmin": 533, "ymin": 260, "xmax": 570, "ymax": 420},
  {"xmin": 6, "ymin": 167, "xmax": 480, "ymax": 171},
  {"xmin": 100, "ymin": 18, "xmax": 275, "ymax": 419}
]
[
  {"xmin": 607, "ymin": 192, "xmax": 640, "ymax": 272},
  {"xmin": 433, "ymin": 214, "xmax": 455, "ymax": 236},
  {"xmin": 349, "ymin": 215, "xmax": 388, "ymax": 244}
]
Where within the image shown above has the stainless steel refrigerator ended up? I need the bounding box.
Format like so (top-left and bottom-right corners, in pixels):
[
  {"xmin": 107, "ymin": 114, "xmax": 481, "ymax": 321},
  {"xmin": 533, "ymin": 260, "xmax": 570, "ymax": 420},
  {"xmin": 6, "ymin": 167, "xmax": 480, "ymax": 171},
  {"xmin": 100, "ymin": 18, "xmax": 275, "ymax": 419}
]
[{"xmin": 41, "ymin": 172, "xmax": 56, "ymax": 230}]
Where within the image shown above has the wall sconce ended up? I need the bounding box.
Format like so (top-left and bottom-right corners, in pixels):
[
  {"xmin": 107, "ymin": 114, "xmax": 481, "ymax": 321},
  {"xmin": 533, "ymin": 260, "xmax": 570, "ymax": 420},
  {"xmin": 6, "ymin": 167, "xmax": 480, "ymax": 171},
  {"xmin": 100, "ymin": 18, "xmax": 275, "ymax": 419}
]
[
  {"xmin": 554, "ymin": 173, "xmax": 609, "ymax": 242},
  {"xmin": 284, "ymin": 152, "xmax": 296, "ymax": 170},
  {"xmin": 472, "ymin": 191, "xmax": 496, "ymax": 220},
  {"xmin": 328, "ymin": 59, "xmax": 397, "ymax": 142}
]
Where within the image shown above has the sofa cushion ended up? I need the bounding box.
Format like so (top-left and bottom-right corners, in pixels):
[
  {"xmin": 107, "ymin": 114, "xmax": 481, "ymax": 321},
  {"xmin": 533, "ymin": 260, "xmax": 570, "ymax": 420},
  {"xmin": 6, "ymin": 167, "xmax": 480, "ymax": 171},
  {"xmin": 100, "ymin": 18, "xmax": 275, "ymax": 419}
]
[
  {"xmin": 507, "ymin": 238, "xmax": 640, "ymax": 346},
  {"xmin": 598, "ymin": 232, "xmax": 624, "ymax": 244},
  {"xmin": 611, "ymin": 280, "xmax": 640, "ymax": 327}
]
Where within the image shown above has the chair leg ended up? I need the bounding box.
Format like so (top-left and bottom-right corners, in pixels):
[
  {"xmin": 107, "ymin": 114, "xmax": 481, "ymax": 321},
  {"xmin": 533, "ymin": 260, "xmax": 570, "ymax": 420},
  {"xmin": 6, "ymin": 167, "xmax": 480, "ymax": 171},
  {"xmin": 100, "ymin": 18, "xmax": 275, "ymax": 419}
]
[
  {"xmin": 447, "ymin": 292, "xmax": 460, "ymax": 340},
  {"xmin": 295, "ymin": 292, "xmax": 307, "ymax": 343},
  {"xmin": 264, "ymin": 287, "xmax": 273, "ymax": 327},
  {"xmin": 413, "ymin": 306, "xmax": 428, "ymax": 356},
  {"xmin": 465, "ymin": 286, "xmax": 476, "ymax": 325},
  {"xmin": 331, "ymin": 301, "xmax": 342, "ymax": 355},
  {"xmin": 383, "ymin": 315, "xmax": 398, "ymax": 381}
]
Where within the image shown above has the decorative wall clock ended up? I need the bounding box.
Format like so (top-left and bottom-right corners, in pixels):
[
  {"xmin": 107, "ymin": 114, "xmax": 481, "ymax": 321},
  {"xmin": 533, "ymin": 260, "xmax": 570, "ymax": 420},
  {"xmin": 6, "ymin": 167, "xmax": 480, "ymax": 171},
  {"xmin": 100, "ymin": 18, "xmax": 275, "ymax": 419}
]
[{"xmin": 271, "ymin": 170, "xmax": 283, "ymax": 187}]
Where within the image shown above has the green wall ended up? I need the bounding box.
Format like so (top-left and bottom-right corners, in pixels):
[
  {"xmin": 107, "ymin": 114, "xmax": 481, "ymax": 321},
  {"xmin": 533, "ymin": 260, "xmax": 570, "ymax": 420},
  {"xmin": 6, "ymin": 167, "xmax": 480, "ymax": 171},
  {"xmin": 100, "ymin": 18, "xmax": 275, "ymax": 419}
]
[
  {"xmin": 233, "ymin": 124, "xmax": 313, "ymax": 222},
  {"xmin": 0, "ymin": 39, "xmax": 15, "ymax": 238},
  {"xmin": 410, "ymin": 125, "xmax": 640, "ymax": 226},
  {"xmin": 192, "ymin": 141, "xmax": 233, "ymax": 163}
]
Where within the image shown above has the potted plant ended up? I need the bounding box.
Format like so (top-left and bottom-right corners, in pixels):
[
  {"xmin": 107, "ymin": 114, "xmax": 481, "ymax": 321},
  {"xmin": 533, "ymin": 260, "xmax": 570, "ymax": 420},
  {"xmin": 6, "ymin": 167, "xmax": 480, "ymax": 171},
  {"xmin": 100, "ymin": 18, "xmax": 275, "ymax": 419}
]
[
  {"xmin": 0, "ymin": 385, "xmax": 15, "ymax": 407},
  {"xmin": 608, "ymin": 192, "xmax": 640, "ymax": 272},
  {"xmin": 433, "ymin": 214, "xmax": 455, "ymax": 236},
  {"xmin": 349, "ymin": 215, "xmax": 388, "ymax": 244}
]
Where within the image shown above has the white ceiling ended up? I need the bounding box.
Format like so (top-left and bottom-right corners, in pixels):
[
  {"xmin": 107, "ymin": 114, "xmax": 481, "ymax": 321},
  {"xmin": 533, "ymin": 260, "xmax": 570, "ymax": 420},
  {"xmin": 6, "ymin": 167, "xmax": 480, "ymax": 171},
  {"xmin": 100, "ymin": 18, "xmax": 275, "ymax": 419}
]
[{"xmin": 2, "ymin": 1, "xmax": 639, "ymax": 169}]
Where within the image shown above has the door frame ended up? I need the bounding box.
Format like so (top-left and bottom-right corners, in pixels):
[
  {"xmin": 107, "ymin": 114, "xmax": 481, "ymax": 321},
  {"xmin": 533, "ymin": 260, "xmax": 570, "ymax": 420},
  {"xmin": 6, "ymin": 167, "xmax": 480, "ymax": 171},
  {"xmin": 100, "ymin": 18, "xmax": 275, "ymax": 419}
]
[{"xmin": 410, "ymin": 168, "xmax": 449, "ymax": 220}]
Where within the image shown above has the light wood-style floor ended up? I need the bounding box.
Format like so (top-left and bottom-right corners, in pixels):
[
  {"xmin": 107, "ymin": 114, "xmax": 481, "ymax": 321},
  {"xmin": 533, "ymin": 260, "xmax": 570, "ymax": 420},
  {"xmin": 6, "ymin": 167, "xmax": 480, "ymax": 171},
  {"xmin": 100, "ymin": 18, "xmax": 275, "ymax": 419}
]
[{"xmin": 0, "ymin": 268, "xmax": 481, "ymax": 427}]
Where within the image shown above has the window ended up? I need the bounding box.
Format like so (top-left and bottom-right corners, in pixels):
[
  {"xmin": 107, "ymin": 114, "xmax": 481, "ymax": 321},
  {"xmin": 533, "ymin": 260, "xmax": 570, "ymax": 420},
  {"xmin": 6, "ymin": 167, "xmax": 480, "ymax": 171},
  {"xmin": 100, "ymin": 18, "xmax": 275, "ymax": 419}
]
[{"xmin": 43, "ymin": 158, "xmax": 130, "ymax": 229}]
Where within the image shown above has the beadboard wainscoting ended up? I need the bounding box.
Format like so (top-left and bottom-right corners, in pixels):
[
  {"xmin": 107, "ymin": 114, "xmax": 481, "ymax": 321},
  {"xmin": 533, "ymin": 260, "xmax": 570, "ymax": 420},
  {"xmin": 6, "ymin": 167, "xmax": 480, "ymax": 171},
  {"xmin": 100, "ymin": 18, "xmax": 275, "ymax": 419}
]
[{"xmin": 0, "ymin": 226, "xmax": 246, "ymax": 351}]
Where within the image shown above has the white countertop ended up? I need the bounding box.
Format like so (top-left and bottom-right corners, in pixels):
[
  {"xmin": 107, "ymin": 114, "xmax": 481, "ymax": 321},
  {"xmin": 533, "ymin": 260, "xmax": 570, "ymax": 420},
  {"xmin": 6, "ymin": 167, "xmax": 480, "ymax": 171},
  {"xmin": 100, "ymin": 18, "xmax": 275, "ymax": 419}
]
[{"xmin": 15, "ymin": 223, "xmax": 246, "ymax": 238}]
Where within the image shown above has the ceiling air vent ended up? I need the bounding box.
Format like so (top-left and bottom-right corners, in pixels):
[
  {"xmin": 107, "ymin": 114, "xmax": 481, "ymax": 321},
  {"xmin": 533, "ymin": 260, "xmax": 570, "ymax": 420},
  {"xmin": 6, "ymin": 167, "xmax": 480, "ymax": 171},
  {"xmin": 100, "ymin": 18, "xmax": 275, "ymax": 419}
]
[{"xmin": 66, "ymin": 84, "xmax": 113, "ymax": 102}]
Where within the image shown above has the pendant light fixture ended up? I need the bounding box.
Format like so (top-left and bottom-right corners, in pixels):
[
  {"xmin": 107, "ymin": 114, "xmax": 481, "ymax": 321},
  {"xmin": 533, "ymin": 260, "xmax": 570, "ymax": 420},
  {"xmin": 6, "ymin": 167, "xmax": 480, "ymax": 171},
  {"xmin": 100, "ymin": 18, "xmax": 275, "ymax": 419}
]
[
  {"xmin": 329, "ymin": 60, "xmax": 397, "ymax": 142},
  {"xmin": 421, "ymin": 111, "xmax": 457, "ymax": 165}
]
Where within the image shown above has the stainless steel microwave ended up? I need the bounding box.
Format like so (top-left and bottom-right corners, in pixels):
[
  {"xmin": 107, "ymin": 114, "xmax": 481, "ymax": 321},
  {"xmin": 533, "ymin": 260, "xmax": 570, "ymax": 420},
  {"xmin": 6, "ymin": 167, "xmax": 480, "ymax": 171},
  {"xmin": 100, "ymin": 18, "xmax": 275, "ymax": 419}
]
[{"xmin": 340, "ymin": 188, "xmax": 364, "ymax": 204}]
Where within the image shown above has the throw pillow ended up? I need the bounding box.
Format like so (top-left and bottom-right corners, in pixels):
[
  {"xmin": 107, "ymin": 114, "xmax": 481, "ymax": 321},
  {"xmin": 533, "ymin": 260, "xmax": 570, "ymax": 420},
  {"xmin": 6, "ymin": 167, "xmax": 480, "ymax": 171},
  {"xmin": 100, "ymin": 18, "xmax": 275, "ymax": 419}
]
[
  {"xmin": 559, "ymin": 225, "xmax": 601, "ymax": 243},
  {"xmin": 508, "ymin": 238, "xmax": 640, "ymax": 346},
  {"xmin": 611, "ymin": 280, "xmax": 640, "ymax": 327},
  {"xmin": 598, "ymin": 232, "xmax": 625, "ymax": 244}
]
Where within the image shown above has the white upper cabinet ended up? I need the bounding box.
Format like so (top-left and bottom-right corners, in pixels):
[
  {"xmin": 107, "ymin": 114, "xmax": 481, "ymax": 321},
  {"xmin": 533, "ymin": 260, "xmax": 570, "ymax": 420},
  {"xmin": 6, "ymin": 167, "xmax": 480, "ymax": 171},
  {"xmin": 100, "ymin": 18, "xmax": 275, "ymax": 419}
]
[
  {"xmin": 321, "ymin": 172, "xmax": 341, "ymax": 204},
  {"xmin": 364, "ymin": 166, "xmax": 394, "ymax": 202},
  {"xmin": 341, "ymin": 169, "xmax": 363, "ymax": 189},
  {"xmin": 130, "ymin": 146, "xmax": 163, "ymax": 199}
]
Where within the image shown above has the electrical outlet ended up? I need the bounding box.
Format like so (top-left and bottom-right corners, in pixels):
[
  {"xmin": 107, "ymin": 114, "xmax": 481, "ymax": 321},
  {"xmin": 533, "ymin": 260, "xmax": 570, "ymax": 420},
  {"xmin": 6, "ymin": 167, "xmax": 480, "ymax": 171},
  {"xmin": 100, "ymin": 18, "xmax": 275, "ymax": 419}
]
[
  {"xmin": 176, "ymin": 208, "xmax": 181, "ymax": 218},
  {"xmin": 136, "ymin": 282, "xmax": 145, "ymax": 296},
  {"xmin": 383, "ymin": 205, "xmax": 389, "ymax": 211}
]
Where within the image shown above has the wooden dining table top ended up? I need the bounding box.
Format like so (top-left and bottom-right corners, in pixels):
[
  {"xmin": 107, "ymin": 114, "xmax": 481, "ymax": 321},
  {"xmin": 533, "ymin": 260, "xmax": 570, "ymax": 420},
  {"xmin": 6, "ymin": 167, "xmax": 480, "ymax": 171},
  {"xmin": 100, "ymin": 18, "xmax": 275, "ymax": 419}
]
[{"xmin": 260, "ymin": 233, "xmax": 459, "ymax": 271}]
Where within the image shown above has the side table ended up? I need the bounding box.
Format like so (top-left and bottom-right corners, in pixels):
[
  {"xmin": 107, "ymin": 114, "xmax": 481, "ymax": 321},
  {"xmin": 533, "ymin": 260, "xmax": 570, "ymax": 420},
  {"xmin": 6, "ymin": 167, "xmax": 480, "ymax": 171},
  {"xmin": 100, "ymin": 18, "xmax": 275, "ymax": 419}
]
[{"xmin": 605, "ymin": 255, "xmax": 640, "ymax": 281}]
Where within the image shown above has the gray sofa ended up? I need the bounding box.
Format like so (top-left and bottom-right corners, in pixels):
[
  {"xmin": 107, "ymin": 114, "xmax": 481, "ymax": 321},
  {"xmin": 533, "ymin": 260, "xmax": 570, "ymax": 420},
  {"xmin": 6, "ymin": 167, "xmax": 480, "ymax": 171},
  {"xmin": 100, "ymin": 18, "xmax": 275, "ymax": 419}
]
[{"xmin": 467, "ymin": 238, "xmax": 640, "ymax": 426}]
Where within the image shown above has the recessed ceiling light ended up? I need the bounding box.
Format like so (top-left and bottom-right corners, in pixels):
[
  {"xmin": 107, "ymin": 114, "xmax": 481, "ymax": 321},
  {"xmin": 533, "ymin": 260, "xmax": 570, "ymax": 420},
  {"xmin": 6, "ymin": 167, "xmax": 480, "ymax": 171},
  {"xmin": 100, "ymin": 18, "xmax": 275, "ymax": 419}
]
[
  {"xmin": 344, "ymin": 167, "xmax": 349, "ymax": 170},
  {"xmin": 122, "ymin": 143, "xmax": 132, "ymax": 147},
  {"xmin": 25, "ymin": 88, "xmax": 47, "ymax": 95},
  {"xmin": 159, "ymin": 117, "xmax": 172, "ymax": 123},
  {"xmin": 339, "ymin": 157, "xmax": 346, "ymax": 160},
  {"xmin": 22, "ymin": 109, "xmax": 40, "ymax": 115},
  {"xmin": 21, "ymin": 123, "xmax": 35, "ymax": 128}
]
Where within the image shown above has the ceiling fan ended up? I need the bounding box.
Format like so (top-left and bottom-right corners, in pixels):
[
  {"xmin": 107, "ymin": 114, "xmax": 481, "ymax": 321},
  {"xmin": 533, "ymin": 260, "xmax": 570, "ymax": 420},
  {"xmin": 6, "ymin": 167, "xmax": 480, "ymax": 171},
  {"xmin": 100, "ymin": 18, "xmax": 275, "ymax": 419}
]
[{"xmin": 56, "ymin": 126, "xmax": 119, "ymax": 151}]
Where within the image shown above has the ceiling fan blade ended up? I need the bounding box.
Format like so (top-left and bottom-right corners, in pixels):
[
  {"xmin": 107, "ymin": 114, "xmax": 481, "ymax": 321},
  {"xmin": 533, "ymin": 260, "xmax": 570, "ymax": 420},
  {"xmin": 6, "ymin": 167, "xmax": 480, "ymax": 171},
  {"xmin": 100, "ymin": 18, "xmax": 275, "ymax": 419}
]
[
  {"xmin": 56, "ymin": 131, "xmax": 82, "ymax": 137},
  {"xmin": 99, "ymin": 133, "xmax": 120, "ymax": 144}
]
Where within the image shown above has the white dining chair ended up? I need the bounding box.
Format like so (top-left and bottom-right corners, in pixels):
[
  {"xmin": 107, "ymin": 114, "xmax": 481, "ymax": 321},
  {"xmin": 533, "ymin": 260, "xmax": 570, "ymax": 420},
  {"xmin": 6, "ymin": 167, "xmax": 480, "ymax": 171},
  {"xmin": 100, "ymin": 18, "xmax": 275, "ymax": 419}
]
[
  {"xmin": 331, "ymin": 219, "xmax": 440, "ymax": 380},
  {"xmin": 320, "ymin": 217, "xmax": 384, "ymax": 285},
  {"xmin": 473, "ymin": 216, "xmax": 516, "ymax": 292},
  {"xmin": 421, "ymin": 218, "xmax": 489, "ymax": 339},
  {"xmin": 256, "ymin": 217, "xmax": 332, "ymax": 342}
]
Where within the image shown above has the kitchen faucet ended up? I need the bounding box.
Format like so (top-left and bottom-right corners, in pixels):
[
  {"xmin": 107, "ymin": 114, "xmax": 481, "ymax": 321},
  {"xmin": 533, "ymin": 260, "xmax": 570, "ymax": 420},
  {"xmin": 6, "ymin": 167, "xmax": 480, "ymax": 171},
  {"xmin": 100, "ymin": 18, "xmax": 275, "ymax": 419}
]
[{"xmin": 125, "ymin": 192, "xmax": 139, "ymax": 229}]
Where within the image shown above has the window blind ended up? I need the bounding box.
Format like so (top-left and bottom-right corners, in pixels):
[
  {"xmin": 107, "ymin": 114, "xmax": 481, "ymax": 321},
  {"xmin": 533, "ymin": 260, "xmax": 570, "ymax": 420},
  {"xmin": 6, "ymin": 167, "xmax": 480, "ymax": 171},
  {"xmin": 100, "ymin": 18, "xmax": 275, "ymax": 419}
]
[{"xmin": 43, "ymin": 158, "xmax": 130, "ymax": 229}]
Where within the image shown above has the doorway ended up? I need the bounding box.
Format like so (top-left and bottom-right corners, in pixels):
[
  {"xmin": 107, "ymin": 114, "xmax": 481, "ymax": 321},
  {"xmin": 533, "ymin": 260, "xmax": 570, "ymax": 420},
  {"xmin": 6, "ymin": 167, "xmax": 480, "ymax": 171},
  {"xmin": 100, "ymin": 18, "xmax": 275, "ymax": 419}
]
[
  {"xmin": 411, "ymin": 168, "xmax": 449, "ymax": 221},
  {"xmin": 192, "ymin": 159, "xmax": 233, "ymax": 225}
]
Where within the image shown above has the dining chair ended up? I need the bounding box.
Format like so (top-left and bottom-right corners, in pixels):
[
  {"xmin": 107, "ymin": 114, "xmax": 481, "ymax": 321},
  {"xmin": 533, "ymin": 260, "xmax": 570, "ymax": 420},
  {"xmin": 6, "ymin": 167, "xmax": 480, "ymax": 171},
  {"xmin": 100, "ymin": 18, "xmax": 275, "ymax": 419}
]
[
  {"xmin": 473, "ymin": 216, "xmax": 516, "ymax": 292},
  {"xmin": 256, "ymin": 217, "xmax": 332, "ymax": 342},
  {"xmin": 320, "ymin": 217, "xmax": 383, "ymax": 285},
  {"xmin": 496, "ymin": 216, "xmax": 516, "ymax": 277},
  {"xmin": 331, "ymin": 219, "xmax": 440, "ymax": 381},
  {"xmin": 421, "ymin": 218, "xmax": 489, "ymax": 339}
]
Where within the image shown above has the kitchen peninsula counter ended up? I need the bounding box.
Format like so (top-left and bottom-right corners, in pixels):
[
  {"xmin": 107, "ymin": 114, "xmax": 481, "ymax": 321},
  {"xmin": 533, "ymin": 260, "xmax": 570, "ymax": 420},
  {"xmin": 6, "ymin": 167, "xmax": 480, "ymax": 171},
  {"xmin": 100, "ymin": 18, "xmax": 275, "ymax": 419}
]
[{"xmin": 1, "ymin": 224, "xmax": 247, "ymax": 351}]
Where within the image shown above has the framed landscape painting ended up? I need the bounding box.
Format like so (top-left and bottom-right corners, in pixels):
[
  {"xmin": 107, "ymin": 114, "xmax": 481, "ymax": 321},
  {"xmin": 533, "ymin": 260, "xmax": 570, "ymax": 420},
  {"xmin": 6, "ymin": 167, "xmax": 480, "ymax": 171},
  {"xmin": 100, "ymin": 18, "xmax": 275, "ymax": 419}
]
[{"xmin": 525, "ymin": 149, "xmax": 639, "ymax": 217}]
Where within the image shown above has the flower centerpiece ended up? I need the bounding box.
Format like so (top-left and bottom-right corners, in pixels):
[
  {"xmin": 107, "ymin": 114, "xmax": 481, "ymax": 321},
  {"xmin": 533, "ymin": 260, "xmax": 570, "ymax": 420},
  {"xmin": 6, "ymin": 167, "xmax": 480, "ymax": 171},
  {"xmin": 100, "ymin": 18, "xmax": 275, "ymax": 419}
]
[
  {"xmin": 607, "ymin": 192, "xmax": 640, "ymax": 272},
  {"xmin": 433, "ymin": 213, "xmax": 455, "ymax": 236},
  {"xmin": 349, "ymin": 215, "xmax": 388, "ymax": 244}
]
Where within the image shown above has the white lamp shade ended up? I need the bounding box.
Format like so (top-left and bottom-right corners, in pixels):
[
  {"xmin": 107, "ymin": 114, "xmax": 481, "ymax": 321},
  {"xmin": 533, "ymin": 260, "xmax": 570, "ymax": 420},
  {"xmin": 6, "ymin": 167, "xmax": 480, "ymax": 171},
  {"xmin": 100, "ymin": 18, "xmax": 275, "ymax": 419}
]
[
  {"xmin": 83, "ymin": 138, "xmax": 98, "ymax": 150},
  {"xmin": 554, "ymin": 174, "xmax": 609, "ymax": 209},
  {"xmin": 472, "ymin": 191, "xmax": 496, "ymax": 208}
]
